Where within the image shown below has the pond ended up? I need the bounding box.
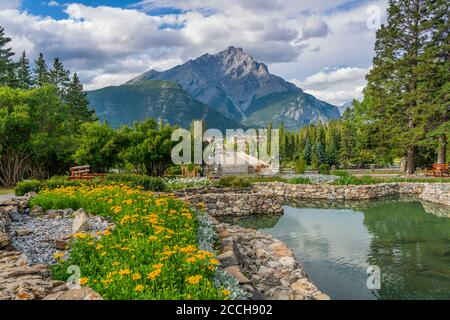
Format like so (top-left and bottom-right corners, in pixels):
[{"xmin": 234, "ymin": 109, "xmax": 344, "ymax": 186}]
[{"xmin": 221, "ymin": 198, "xmax": 450, "ymax": 300}]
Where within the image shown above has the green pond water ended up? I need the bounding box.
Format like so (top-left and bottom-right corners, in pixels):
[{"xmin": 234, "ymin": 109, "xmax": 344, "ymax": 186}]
[{"xmin": 222, "ymin": 198, "xmax": 450, "ymax": 300}]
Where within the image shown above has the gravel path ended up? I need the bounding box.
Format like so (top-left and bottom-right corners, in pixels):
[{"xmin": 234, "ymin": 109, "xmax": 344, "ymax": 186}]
[
  {"xmin": 0, "ymin": 194, "xmax": 14, "ymax": 203},
  {"xmin": 9, "ymin": 212, "xmax": 111, "ymax": 265}
]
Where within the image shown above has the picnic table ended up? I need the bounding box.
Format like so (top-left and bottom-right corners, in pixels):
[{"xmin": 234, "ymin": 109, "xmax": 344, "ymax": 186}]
[{"xmin": 426, "ymin": 164, "xmax": 449, "ymax": 177}]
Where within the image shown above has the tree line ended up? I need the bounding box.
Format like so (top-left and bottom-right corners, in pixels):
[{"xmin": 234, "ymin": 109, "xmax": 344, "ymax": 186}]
[{"xmin": 277, "ymin": 0, "xmax": 449, "ymax": 174}]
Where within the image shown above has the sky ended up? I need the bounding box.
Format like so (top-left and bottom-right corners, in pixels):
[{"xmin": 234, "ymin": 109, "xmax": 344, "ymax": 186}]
[{"xmin": 0, "ymin": 0, "xmax": 388, "ymax": 105}]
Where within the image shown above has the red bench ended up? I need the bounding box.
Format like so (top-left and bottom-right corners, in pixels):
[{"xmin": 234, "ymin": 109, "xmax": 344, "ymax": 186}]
[{"xmin": 69, "ymin": 165, "xmax": 106, "ymax": 181}]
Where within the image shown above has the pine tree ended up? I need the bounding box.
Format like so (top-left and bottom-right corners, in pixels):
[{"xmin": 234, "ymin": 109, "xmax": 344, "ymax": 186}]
[
  {"xmin": 16, "ymin": 51, "xmax": 33, "ymax": 89},
  {"xmin": 49, "ymin": 58, "xmax": 70, "ymax": 95},
  {"xmin": 0, "ymin": 26, "xmax": 16, "ymax": 87},
  {"xmin": 34, "ymin": 53, "xmax": 50, "ymax": 87},
  {"xmin": 66, "ymin": 73, "xmax": 96, "ymax": 123},
  {"xmin": 363, "ymin": 0, "xmax": 435, "ymax": 174},
  {"xmin": 421, "ymin": 0, "xmax": 450, "ymax": 164}
]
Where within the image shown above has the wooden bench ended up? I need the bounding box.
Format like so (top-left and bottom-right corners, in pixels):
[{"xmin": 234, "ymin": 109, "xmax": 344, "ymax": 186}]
[
  {"xmin": 426, "ymin": 164, "xmax": 450, "ymax": 177},
  {"xmin": 69, "ymin": 165, "xmax": 107, "ymax": 181}
]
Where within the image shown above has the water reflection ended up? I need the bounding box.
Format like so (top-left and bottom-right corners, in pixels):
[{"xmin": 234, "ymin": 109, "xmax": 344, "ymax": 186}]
[{"xmin": 221, "ymin": 198, "xmax": 450, "ymax": 300}]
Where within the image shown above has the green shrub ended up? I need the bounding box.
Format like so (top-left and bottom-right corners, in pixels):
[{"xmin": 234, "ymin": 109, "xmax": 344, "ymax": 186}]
[
  {"xmin": 287, "ymin": 177, "xmax": 312, "ymax": 184},
  {"xmin": 15, "ymin": 174, "xmax": 166, "ymax": 195},
  {"xmin": 318, "ymin": 164, "xmax": 331, "ymax": 175},
  {"xmin": 217, "ymin": 176, "xmax": 252, "ymax": 188},
  {"xmin": 15, "ymin": 179, "xmax": 83, "ymax": 196},
  {"xmin": 104, "ymin": 174, "xmax": 166, "ymax": 191},
  {"xmin": 294, "ymin": 157, "xmax": 307, "ymax": 174}
]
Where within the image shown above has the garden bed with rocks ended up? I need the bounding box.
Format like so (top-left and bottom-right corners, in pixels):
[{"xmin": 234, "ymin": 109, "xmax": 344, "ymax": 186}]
[{"xmin": 0, "ymin": 193, "xmax": 109, "ymax": 300}]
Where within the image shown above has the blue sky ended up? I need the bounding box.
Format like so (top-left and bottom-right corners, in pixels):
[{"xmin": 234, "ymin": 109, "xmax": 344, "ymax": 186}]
[
  {"xmin": 0, "ymin": 0, "xmax": 388, "ymax": 105},
  {"xmin": 20, "ymin": 1, "xmax": 184, "ymax": 19}
]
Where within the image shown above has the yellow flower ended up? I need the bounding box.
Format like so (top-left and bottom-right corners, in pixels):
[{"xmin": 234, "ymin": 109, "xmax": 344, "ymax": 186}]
[
  {"xmin": 147, "ymin": 269, "xmax": 162, "ymax": 280},
  {"xmin": 152, "ymin": 264, "xmax": 164, "ymax": 269},
  {"xmin": 186, "ymin": 275, "xmax": 203, "ymax": 285},
  {"xmin": 53, "ymin": 252, "xmax": 64, "ymax": 260},
  {"xmin": 123, "ymin": 199, "xmax": 134, "ymax": 205},
  {"xmin": 132, "ymin": 273, "xmax": 142, "ymax": 281},
  {"xmin": 209, "ymin": 258, "xmax": 220, "ymax": 265},
  {"xmin": 96, "ymin": 244, "xmax": 104, "ymax": 250},
  {"xmin": 135, "ymin": 285, "xmax": 145, "ymax": 292},
  {"xmin": 118, "ymin": 269, "xmax": 131, "ymax": 276},
  {"xmin": 185, "ymin": 257, "xmax": 197, "ymax": 263},
  {"xmin": 79, "ymin": 277, "xmax": 89, "ymax": 286},
  {"xmin": 223, "ymin": 289, "xmax": 231, "ymax": 296},
  {"xmin": 73, "ymin": 233, "xmax": 89, "ymax": 239}
]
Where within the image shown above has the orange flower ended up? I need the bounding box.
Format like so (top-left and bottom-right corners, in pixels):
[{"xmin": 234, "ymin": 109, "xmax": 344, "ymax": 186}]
[
  {"xmin": 79, "ymin": 277, "xmax": 89, "ymax": 286},
  {"xmin": 132, "ymin": 273, "xmax": 142, "ymax": 281},
  {"xmin": 147, "ymin": 269, "xmax": 162, "ymax": 280},
  {"xmin": 118, "ymin": 269, "xmax": 131, "ymax": 276},
  {"xmin": 135, "ymin": 285, "xmax": 145, "ymax": 292},
  {"xmin": 186, "ymin": 275, "xmax": 202, "ymax": 285}
]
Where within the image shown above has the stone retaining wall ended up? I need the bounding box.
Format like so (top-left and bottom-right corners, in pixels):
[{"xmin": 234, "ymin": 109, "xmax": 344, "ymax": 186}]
[
  {"xmin": 419, "ymin": 183, "xmax": 450, "ymax": 206},
  {"xmin": 212, "ymin": 217, "xmax": 329, "ymax": 300},
  {"xmin": 252, "ymin": 182, "xmax": 450, "ymax": 207},
  {"xmin": 183, "ymin": 193, "xmax": 283, "ymax": 217}
]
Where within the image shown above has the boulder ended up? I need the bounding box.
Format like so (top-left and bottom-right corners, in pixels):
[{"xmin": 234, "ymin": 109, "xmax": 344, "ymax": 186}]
[
  {"xmin": 72, "ymin": 210, "xmax": 89, "ymax": 233},
  {"xmin": 224, "ymin": 266, "xmax": 251, "ymax": 284},
  {"xmin": 30, "ymin": 205, "xmax": 44, "ymax": 216},
  {"xmin": 217, "ymin": 251, "xmax": 238, "ymax": 267}
]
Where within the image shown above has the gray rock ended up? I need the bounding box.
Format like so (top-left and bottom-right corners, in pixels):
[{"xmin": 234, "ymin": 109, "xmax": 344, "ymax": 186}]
[
  {"xmin": 30, "ymin": 205, "xmax": 44, "ymax": 216},
  {"xmin": 217, "ymin": 250, "xmax": 238, "ymax": 267},
  {"xmin": 16, "ymin": 229, "xmax": 33, "ymax": 236},
  {"xmin": 72, "ymin": 211, "xmax": 89, "ymax": 233}
]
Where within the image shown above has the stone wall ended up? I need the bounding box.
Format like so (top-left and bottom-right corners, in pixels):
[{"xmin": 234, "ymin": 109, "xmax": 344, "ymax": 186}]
[
  {"xmin": 252, "ymin": 182, "xmax": 427, "ymax": 200},
  {"xmin": 419, "ymin": 183, "xmax": 450, "ymax": 207},
  {"xmin": 212, "ymin": 218, "xmax": 329, "ymax": 300},
  {"xmin": 252, "ymin": 182, "xmax": 450, "ymax": 207},
  {"xmin": 183, "ymin": 193, "xmax": 283, "ymax": 217}
]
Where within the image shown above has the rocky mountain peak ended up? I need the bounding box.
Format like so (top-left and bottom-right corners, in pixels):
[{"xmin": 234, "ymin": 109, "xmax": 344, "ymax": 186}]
[{"xmin": 212, "ymin": 46, "xmax": 269, "ymax": 78}]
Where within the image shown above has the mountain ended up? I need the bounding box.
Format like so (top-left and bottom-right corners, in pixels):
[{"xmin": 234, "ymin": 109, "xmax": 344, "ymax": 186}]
[
  {"xmin": 87, "ymin": 80, "xmax": 242, "ymax": 130},
  {"xmin": 127, "ymin": 46, "xmax": 340, "ymax": 129}
]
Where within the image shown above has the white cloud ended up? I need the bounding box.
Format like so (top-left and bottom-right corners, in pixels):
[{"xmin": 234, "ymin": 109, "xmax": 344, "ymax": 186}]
[
  {"xmin": 47, "ymin": 1, "xmax": 60, "ymax": 7},
  {"xmin": 302, "ymin": 16, "xmax": 329, "ymax": 39},
  {"xmin": 0, "ymin": 0, "xmax": 20, "ymax": 10},
  {"xmin": 291, "ymin": 67, "xmax": 370, "ymax": 105},
  {"xmin": 0, "ymin": 0, "xmax": 388, "ymax": 103}
]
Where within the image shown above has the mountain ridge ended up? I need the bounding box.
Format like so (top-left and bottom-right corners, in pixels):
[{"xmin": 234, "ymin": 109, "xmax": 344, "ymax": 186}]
[{"xmin": 89, "ymin": 46, "xmax": 340, "ymax": 130}]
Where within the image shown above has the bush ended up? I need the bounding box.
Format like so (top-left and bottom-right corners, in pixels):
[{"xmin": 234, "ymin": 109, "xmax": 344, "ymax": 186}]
[
  {"xmin": 15, "ymin": 179, "xmax": 83, "ymax": 196},
  {"xmin": 287, "ymin": 177, "xmax": 312, "ymax": 184},
  {"xmin": 294, "ymin": 157, "xmax": 307, "ymax": 174},
  {"xmin": 104, "ymin": 174, "xmax": 166, "ymax": 191},
  {"xmin": 318, "ymin": 164, "xmax": 331, "ymax": 175},
  {"xmin": 15, "ymin": 174, "xmax": 166, "ymax": 195},
  {"xmin": 217, "ymin": 176, "xmax": 252, "ymax": 188}
]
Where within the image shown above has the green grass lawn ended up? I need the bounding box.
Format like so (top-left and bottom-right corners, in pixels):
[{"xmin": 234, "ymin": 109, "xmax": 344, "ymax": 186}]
[{"xmin": 0, "ymin": 188, "xmax": 14, "ymax": 195}]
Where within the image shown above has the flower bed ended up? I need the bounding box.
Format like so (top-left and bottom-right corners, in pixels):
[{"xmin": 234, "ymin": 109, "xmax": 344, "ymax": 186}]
[
  {"xmin": 164, "ymin": 177, "xmax": 213, "ymax": 191},
  {"xmin": 30, "ymin": 184, "xmax": 228, "ymax": 300}
]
